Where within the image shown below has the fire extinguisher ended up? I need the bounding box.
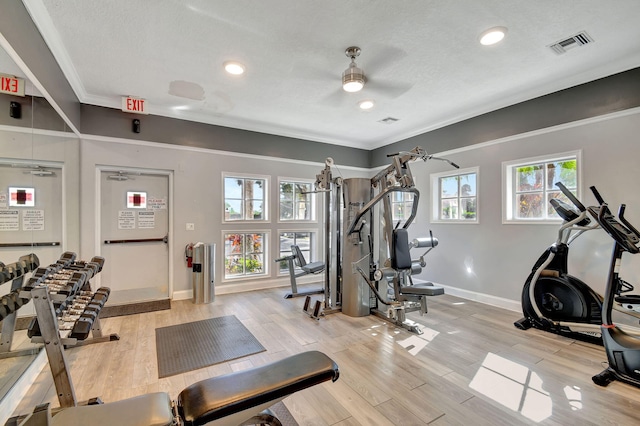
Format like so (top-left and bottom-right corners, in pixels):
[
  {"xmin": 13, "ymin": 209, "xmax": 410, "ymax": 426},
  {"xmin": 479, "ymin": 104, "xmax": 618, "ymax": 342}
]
[{"xmin": 185, "ymin": 243, "xmax": 194, "ymax": 268}]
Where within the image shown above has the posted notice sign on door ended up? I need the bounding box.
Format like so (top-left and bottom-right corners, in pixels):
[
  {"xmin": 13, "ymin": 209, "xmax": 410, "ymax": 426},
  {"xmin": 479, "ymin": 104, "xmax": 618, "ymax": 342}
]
[{"xmin": 118, "ymin": 210, "xmax": 136, "ymax": 229}]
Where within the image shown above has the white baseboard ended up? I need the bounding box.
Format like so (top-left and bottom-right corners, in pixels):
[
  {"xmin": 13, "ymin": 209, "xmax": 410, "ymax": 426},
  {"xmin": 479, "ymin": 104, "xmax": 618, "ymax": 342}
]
[
  {"xmin": 0, "ymin": 350, "xmax": 47, "ymax": 425},
  {"xmin": 413, "ymin": 279, "xmax": 521, "ymax": 312},
  {"xmin": 430, "ymin": 282, "xmax": 521, "ymax": 312},
  {"xmin": 172, "ymin": 276, "xmax": 323, "ymax": 299}
]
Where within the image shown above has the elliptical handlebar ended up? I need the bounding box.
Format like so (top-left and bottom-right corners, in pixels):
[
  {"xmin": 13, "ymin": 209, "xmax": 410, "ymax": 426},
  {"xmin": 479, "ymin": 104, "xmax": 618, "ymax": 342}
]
[
  {"xmin": 618, "ymin": 204, "xmax": 640, "ymax": 240},
  {"xmin": 590, "ymin": 185, "xmax": 606, "ymax": 206},
  {"xmin": 555, "ymin": 182, "xmax": 586, "ymax": 212}
]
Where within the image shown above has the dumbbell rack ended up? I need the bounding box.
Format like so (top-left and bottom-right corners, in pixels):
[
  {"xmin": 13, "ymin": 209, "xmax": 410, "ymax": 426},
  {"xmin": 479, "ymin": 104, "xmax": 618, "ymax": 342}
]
[
  {"xmin": 20, "ymin": 252, "xmax": 119, "ymax": 408},
  {"xmin": 0, "ymin": 254, "xmax": 40, "ymax": 359}
]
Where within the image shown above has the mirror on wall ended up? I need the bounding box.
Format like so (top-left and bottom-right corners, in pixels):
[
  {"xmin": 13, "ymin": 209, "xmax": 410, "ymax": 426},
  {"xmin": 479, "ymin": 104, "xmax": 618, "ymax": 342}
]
[{"xmin": 0, "ymin": 43, "xmax": 80, "ymax": 406}]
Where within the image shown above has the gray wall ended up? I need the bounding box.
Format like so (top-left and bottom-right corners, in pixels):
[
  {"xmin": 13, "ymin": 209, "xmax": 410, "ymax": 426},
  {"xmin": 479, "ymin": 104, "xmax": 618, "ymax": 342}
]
[
  {"xmin": 80, "ymin": 104, "xmax": 370, "ymax": 168},
  {"xmin": 371, "ymin": 67, "xmax": 640, "ymax": 167},
  {"xmin": 408, "ymin": 109, "xmax": 640, "ymax": 309}
]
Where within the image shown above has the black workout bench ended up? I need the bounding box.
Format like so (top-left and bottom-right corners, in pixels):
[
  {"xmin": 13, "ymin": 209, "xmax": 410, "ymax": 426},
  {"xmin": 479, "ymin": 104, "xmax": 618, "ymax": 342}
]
[{"xmin": 8, "ymin": 351, "xmax": 339, "ymax": 426}]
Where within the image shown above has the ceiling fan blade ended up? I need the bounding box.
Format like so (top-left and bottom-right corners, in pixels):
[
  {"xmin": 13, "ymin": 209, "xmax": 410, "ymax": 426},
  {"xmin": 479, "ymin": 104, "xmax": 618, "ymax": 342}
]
[
  {"xmin": 318, "ymin": 88, "xmax": 349, "ymax": 107},
  {"xmin": 365, "ymin": 78, "xmax": 413, "ymax": 99},
  {"xmin": 362, "ymin": 44, "xmax": 408, "ymax": 74}
]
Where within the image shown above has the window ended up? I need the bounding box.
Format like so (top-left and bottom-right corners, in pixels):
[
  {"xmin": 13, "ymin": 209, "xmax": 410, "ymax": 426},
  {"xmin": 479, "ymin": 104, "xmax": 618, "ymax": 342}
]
[
  {"xmin": 224, "ymin": 232, "xmax": 267, "ymax": 278},
  {"xmin": 391, "ymin": 191, "xmax": 414, "ymax": 225},
  {"xmin": 277, "ymin": 231, "xmax": 316, "ymax": 274},
  {"xmin": 431, "ymin": 167, "xmax": 478, "ymax": 222},
  {"xmin": 503, "ymin": 151, "xmax": 579, "ymax": 223},
  {"xmin": 279, "ymin": 179, "xmax": 315, "ymax": 221},
  {"xmin": 223, "ymin": 174, "xmax": 267, "ymax": 221}
]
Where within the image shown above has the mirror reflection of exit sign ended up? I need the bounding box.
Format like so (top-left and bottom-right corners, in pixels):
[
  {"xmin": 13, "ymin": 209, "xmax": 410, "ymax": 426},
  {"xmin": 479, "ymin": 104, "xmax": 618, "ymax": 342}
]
[
  {"xmin": 0, "ymin": 73, "xmax": 25, "ymax": 97},
  {"xmin": 121, "ymin": 96, "xmax": 148, "ymax": 114}
]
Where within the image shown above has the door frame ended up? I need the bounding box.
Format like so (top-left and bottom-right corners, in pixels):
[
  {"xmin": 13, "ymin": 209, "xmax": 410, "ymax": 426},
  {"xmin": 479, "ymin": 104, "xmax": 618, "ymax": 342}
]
[{"xmin": 94, "ymin": 165, "xmax": 174, "ymax": 298}]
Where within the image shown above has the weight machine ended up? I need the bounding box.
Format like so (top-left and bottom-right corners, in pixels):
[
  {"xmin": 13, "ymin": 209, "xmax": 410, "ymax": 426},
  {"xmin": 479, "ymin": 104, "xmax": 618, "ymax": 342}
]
[{"xmin": 307, "ymin": 147, "xmax": 458, "ymax": 333}]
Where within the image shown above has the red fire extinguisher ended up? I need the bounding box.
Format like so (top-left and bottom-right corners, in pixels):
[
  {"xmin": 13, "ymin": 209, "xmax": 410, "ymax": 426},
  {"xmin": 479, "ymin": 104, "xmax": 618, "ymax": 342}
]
[{"xmin": 185, "ymin": 243, "xmax": 194, "ymax": 268}]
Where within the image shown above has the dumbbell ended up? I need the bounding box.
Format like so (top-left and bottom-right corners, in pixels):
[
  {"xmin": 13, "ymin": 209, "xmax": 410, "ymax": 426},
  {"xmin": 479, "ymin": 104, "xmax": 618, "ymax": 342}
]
[
  {"xmin": 70, "ymin": 317, "xmax": 94, "ymax": 340},
  {"xmin": 57, "ymin": 252, "xmax": 77, "ymax": 267},
  {"xmin": 19, "ymin": 253, "xmax": 40, "ymax": 272},
  {"xmin": 89, "ymin": 256, "xmax": 105, "ymax": 273}
]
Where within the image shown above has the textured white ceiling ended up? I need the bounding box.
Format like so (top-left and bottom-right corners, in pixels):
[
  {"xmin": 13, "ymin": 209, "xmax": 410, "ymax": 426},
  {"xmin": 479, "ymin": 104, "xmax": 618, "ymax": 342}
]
[{"xmin": 16, "ymin": 0, "xmax": 640, "ymax": 149}]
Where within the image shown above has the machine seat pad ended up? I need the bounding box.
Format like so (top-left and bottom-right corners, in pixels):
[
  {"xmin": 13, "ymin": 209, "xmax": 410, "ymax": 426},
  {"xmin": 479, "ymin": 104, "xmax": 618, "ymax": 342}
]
[
  {"xmin": 177, "ymin": 350, "xmax": 339, "ymax": 425},
  {"xmin": 50, "ymin": 392, "xmax": 174, "ymax": 426},
  {"xmin": 401, "ymin": 283, "xmax": 445, "ymax": 296},
  {"xmin": 302, "ymin": 261, "xmax": 325, "ymax": 274}
]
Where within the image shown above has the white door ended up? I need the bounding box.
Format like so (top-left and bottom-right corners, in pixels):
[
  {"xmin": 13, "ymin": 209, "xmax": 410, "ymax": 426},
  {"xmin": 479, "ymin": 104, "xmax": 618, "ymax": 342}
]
[
  {"xmin": 0, "ymin": 161, "xmax": 64, "ymax": 279},
  {"xmin": 99, "ymin": 168, "xmax": 171, "ymax": 305}
]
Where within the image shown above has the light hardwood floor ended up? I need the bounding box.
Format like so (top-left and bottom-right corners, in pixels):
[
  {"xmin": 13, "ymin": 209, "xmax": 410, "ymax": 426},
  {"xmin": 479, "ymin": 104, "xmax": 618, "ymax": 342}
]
[{"xmin": 11, "ymin": 286, "xmax": 640, "ymax": 425}]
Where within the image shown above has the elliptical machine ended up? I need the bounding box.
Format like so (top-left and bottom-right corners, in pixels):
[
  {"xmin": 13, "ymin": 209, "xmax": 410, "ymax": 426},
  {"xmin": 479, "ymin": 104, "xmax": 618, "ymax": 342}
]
[
  {"xmin": 589, "ymin": 187, "xmax": 640, "ymax": 387},
  {"xmin": 514, "ymin": 183, "xmax": 607, "ymax": 343}
]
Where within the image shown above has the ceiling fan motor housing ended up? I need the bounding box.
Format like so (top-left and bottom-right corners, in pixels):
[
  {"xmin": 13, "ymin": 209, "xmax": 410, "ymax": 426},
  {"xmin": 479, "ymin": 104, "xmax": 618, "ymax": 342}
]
[{"xmin": 342, "ymin": 46, "xmax": 365, "ymax": 92}]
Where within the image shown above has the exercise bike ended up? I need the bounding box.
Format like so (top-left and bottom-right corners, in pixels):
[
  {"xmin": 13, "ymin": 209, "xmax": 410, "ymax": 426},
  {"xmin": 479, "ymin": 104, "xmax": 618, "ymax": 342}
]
[
  {"xmin": 514, "ymin": 183, "xmax": 609, "ymax": 343},
  {"xmin": 588, "ymin": 187, "xmax": 640, "ymax": 388}
]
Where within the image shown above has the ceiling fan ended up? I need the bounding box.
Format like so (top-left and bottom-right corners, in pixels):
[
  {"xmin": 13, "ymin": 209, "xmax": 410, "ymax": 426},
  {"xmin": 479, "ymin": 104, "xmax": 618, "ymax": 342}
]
[{"xmin": 312, "ymin": 45, "xmax": 413, "ymax": 106}]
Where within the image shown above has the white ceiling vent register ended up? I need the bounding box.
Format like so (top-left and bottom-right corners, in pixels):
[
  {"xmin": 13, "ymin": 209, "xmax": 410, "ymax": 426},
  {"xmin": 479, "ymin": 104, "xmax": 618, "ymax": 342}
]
[{"xmin": 549, "ymin": 31, "xmax": 593, "ymax": 54}]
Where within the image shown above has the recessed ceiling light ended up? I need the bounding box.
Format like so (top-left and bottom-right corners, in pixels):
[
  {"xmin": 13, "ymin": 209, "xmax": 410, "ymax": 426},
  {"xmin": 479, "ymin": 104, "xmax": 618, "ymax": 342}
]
[
  {"xmin": 224, "ymin": 61, "xmax": 245, "ymax": 75},
  {"xmin": 358, "ymin": 100, "xmax": 375, "ymax": 110},
  {"xmin": 479, "ymin": 27, "xmax": 507, "ymax": 46}
]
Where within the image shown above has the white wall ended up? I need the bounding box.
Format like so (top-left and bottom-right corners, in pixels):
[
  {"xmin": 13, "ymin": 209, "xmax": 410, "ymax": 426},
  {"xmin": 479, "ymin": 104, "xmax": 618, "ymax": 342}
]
[
  {"xmin": 408, "ymin": 108, "xmax": 640, "ymax": 310},
  {"xmin": 78, "ymin": 136, "xmax": 368, "ymax": 297}
]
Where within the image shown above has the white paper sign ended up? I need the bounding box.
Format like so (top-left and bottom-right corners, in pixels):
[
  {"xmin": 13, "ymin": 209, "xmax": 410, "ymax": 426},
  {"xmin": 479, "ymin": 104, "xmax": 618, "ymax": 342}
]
[
  {"xmin": 137, "ymin": 211, "xmax": 155, "ymax": 229},
  {"xmin": 0, "ymin": 193, "xmax": 7, "ymax": 210},
  {"xmin": 22, "ymin": 209, "xmax": 45, "ymax": 231},
  {"xmin": 118, "ymin": 210, "xmax": 136, "ymax": 229},
  {"xmin": 0, "ymin": 210, "xmax": 19, "ymax": 231},
  {"xmin": 148, "ymin": 197, "xmax": 167, "ymax": 210}
]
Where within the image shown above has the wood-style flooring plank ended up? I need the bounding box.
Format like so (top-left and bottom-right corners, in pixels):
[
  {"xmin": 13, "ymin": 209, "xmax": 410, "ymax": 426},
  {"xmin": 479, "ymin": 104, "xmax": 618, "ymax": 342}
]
[{"xmin": 10, "ymin": 290, "xmax": 640, "ymax": 426}]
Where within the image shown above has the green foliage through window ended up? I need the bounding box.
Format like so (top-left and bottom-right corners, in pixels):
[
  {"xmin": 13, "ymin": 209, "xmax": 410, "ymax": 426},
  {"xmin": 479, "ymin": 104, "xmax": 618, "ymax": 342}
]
[{"xmin": 514, "ymin": 157, "xmax": 577, "ymax": 220}]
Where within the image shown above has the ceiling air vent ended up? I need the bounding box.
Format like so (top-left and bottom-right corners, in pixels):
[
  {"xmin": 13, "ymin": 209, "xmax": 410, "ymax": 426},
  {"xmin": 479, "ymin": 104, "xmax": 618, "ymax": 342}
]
[
  {"xmin": 379, "ymin": 117, "xmax": 399, "ymax": 124},
  {"xmin": 549, "ymin": 31, "xmax": 593, "ymax": 54}
]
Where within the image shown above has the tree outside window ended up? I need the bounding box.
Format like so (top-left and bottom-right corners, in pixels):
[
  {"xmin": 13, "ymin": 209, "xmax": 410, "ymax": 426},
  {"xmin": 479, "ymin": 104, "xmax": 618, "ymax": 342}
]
[
  {"xmin": 224, "ymin": 176, "xmax": 266, "ymax": 221},
  {"xmin": 514, "ymin": 158, "xmax": 577, "ymax": 220},
  {"xmin": 279, "ymin": 180, "xmax": 314, "ymax": 221},
  {"xmin": 224, "ymin": 232, "xmax": 266, "ymax": 278}
]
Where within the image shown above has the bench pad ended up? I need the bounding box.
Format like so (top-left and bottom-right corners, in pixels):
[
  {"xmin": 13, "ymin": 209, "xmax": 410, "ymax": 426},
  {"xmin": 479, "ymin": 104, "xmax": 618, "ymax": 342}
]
[
  {"xmin": 50, "ymin": 392, "xmax": 174, "ymax": 426},
  {"xmin": 177, "ymin": 350, "xmax": 339, "ymax": 425},
  {"xmin": 302, "ymin": 261, "xmax": 325, "ymax": 274},
  {"xmin": 401, "ymin": 283, "xmax": 445, "ymax": 296}
]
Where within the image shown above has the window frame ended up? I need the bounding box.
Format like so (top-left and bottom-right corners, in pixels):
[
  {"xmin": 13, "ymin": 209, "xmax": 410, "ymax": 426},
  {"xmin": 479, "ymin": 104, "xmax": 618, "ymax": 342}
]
[
  {"xmin": 430, "ymin": 166, "xmax": 479, "ymax": 224},
  {"xmin": 276, "ymin": 229, "xmax": 318, "ymax": 276},
  {"xmin": 277, "ymin": 177, "xmax": 317, "ymax": 223},
  {"xmin": 222, "ymin": 230, "xmax": 269, "ymax": 281},
  {"xmin": 222, "ymin": 172, "xmax": 270, "ymax": 223},
  {"xmin": 502, "ymin": 150, "xmax": 581, "ymax": 224}
]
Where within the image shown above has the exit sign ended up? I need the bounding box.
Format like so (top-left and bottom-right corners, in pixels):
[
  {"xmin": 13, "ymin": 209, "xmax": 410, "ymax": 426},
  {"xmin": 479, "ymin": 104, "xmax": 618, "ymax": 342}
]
[
  {"xmin": 0, "ymin": 73, "xmax": 25, "ymax": 97},
  {"xmin": 121, "ymin": 96, "xmax": 148, "ymax": 114}
]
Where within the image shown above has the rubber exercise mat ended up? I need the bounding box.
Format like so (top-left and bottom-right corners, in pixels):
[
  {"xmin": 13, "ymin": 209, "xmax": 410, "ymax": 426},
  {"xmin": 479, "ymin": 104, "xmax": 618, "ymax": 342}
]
[{"xmin": 155, "ymin": 315, "xmax": 265, "ymax": 378}]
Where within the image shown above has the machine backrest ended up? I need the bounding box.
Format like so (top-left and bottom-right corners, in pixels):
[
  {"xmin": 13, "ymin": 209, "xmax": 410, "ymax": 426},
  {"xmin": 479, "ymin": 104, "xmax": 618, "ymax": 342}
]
[
  {"xmin": 392, "ymin": 229, "xmax": 412, "ymax": 270},
  {"xmin": 291, "ymin": 245, "xmax": 308, "ymax": 268}
]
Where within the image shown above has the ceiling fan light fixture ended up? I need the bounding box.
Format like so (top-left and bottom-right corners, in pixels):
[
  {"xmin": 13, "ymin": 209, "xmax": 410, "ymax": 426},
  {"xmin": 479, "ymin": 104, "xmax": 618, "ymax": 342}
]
[
  {"xmin": 342, "ymin": 66, "xmax": 365, "ymax": 92},
  {"xmin": 224, "ymin": 61, "xmax": 245, "ymax": 75},
  {"xmin": 479, "ymin": 26, "xmax": 507, "ymax": 45}
]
